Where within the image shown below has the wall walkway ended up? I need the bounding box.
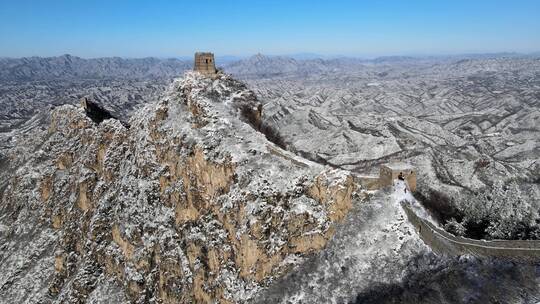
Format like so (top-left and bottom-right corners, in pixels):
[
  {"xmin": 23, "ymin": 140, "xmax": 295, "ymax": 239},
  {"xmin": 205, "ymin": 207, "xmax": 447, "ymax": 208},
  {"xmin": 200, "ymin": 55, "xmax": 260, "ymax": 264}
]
[{"xmin": 402, "ymin": 203, "xmax": 540, "ymax": 263}]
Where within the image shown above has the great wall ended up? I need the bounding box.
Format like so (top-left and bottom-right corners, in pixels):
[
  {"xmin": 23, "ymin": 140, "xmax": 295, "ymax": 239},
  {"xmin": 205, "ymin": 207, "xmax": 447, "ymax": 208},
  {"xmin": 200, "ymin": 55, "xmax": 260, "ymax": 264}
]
[
  {"xmin": 402, "ymin": 203, "xmax": 540, "ymax": 263},
  {"xmin": 193, "ymin": 52, "xmax": 540, "ymax": 264}
]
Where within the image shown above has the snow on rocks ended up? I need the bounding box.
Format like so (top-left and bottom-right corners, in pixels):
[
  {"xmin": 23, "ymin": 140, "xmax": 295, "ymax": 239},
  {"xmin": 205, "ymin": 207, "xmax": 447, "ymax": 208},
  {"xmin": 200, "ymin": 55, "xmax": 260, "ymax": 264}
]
[
  {"xmin": 252, "ymin": 186, "xmax": 429, "ymax": 304},
  {"xmin": 0, "ymin": 71, "xmax": 356, "ymax": 303}
]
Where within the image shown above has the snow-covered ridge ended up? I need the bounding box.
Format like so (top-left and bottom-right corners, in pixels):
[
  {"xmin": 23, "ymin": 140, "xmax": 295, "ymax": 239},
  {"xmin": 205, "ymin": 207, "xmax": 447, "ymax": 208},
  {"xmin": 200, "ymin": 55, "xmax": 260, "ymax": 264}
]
[{"xmin": 0, "ymin": 71, "xmax": 356, "ymax": 303}]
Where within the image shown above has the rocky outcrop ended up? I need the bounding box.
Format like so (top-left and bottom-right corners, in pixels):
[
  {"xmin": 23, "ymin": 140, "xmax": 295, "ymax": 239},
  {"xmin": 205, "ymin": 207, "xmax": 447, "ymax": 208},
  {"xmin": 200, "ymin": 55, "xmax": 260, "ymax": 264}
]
[{"xmin": 0, "ymin": 72, "xmax": 355, "ymax": 303}]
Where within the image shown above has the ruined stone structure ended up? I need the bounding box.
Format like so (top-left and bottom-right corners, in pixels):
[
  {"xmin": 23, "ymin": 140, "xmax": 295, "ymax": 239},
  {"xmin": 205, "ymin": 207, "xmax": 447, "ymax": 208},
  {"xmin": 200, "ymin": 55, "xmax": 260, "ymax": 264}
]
[
  {"xmin": 379, "ymin": 162, "xmax": 416, "ymax": 191},
  {"xmin": 79, "ymin": 97, "xmax": 115, "ymax": 124},
  {"xmin": 194, "ymin": 52, "xmax": 217, "ymax": 76}
]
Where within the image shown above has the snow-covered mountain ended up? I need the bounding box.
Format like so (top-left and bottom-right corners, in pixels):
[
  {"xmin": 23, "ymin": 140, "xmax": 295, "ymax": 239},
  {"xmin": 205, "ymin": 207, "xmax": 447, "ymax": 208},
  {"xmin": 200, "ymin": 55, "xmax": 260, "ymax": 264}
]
[
  {"xmin": 224, "ymin": 54, "xmax": 370, "ymax": 79},
  {"xmin": 1, "ymin": 54, "xmax": 540, "ymax": 303},
  {"xmin": 243, "ymin": 55, "xmax": 540, "ymax": 240},
  {"xmin": 0, "ymin": 54, "xmax": 191, "ymax": 81},
  {"xmin": 0, "ymin": 71, "xmax": 357, "ymax": 303},
  {"xmin": 0, "ymin": 55, "xmax": 192, "ymax": 139}
]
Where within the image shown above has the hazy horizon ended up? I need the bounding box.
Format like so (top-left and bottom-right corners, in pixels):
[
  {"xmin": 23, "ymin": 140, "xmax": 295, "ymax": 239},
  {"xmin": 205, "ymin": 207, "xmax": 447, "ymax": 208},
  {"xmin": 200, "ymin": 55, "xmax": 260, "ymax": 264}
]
[
  {"xmin": 1, "ymin": 0, "xmax": 539, "ymax": 58},
  {"xmin": 1, "ymin": 50, "xmax": 539, "ymax": 61}
]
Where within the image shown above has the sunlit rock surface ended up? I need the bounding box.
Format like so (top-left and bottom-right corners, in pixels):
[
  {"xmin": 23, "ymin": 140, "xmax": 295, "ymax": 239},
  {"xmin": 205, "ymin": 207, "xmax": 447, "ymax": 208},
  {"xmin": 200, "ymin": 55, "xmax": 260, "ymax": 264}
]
[{"xmin": 0, "ymin": 72, "xmax": 355, "ymax": 303}]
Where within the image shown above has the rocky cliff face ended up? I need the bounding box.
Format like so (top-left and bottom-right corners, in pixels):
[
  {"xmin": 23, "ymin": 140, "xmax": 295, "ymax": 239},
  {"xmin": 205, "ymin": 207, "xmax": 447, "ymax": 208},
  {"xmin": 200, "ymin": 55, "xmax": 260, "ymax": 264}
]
[{"xmin": 0, "ymin": 72, "xmax": 355, "ymax": 303}]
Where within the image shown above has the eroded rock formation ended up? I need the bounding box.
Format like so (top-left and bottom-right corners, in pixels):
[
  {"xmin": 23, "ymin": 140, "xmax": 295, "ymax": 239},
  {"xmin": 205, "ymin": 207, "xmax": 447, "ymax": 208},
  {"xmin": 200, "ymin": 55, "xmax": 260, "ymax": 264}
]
[{"xmin": 0, "ymin": 72, "xmax": 355, "ymax": 303}]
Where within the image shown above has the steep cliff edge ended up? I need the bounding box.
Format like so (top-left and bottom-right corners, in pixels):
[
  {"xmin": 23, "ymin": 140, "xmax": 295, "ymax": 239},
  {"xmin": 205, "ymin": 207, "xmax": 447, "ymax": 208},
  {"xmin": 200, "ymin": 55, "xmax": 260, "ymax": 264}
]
[{"xmin": 0, "ymin": 72, "xmax": 355, "ymax": 303}]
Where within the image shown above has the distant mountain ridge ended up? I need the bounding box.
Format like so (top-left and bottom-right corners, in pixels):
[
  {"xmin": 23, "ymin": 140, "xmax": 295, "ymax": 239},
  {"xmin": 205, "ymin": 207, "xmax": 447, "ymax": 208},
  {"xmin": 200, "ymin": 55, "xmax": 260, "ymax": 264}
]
[
  {"xmin": 225, "ymin": 52, "xmax": 540, "ymax": 79},
  {"xmin": 0, "ymin": 54, "xmax": 191, "ymax": 81},
  {"xmin": 224, "ymin": 53, "xmax": 369, "ymax": 79},
  {"xmin": 1, "ymin": 52, "xmax": 538, "ymax": 82}
]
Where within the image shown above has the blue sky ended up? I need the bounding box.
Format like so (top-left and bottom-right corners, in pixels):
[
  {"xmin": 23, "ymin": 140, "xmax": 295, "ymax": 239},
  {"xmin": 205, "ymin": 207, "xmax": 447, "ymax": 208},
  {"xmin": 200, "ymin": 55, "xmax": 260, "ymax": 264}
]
[{"xmin": 0, "ymin": 0, "xmax": 539, "ymax": 58}]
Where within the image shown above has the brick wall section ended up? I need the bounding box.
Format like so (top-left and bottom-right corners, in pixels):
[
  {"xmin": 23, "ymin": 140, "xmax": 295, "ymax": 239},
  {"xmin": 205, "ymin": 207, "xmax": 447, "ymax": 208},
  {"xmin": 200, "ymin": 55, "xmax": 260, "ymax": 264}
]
[{"xmin": 402, "ymin": 203, "xmax": 540, "ymax": 263}]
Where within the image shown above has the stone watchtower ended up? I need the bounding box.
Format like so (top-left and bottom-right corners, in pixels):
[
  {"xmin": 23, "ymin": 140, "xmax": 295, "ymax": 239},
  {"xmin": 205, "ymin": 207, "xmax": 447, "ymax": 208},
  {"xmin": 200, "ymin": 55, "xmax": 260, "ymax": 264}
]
[
  {"xmin": 194, "ymin": 52, "xmax": 217, "ymax": 76},
  {"xmin": 379, "ymin": 162, "xmax": 417, "ymax": 192}
]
